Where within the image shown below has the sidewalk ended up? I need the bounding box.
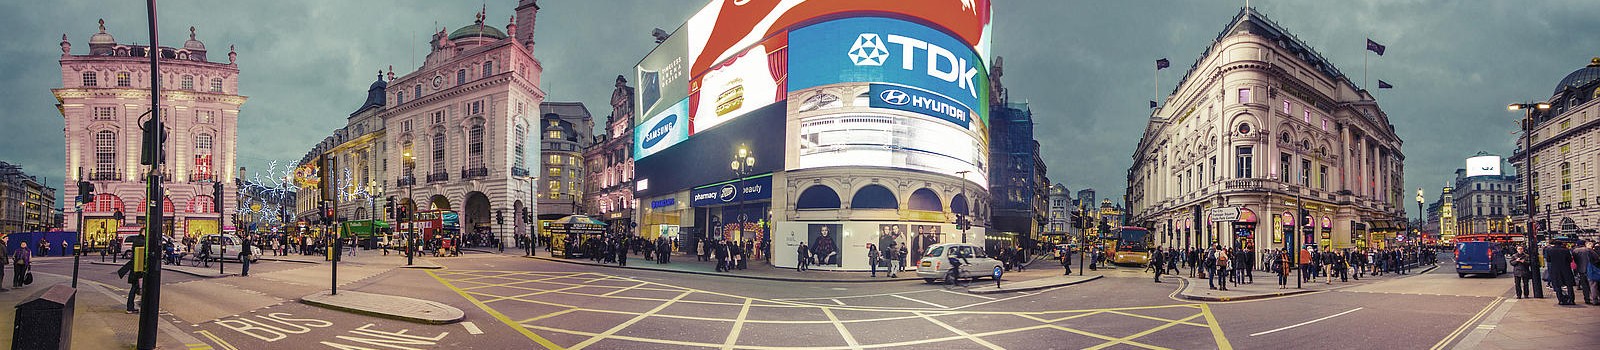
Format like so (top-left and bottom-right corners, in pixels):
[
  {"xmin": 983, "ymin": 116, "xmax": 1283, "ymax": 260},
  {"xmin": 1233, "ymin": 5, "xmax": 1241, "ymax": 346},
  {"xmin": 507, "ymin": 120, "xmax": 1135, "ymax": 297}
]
[
  {"xmin": 1176, "ymin": 264, "xmax": 1439, "ymax": 301},
  {"xmin": 527, "ymin": 254, "xmax": 926, "ymax": 283},
  {"xmin": 1451, "ymin": 297, "xmax": 1600, "ymax": 349},
  {"xmin": 0, "ymin": 273, "xmax": 205, "ymax": 349}
]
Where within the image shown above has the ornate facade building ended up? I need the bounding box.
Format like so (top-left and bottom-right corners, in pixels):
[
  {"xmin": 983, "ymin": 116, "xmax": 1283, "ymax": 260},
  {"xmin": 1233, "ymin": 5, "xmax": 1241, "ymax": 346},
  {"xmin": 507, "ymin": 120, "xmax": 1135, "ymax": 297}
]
[
  {"xmin": 1451, "ymin": 167, "xmax": 1517, "ymax": 237},
  {"xmin": 56, "ymin": 20, "xmax": 244, "ymax": 244},
  {"xmin": 1126, "ymin": 7, "xmax": 1406, "ymax": 256},
  {"xmin": 293, "ymin": 73, "xmax": 389, "ymax": 228},
  {"xmin": 1510, "ymin": 57, "xmax": 1600, "ymax": 240},
  {"xmin": 0, "ymin": 162, "xmax": 58, "ymax": 233},
  {"xmin": 537, "ymin": 101, "xmax": 592, "ymax": 219},
  {"xmin": 381, "ymin": 1, "xmax": 545, "ymax": 245},
  {"xmin": 584, "ymin": 76, "xmax": 637, "ymax": 230}
]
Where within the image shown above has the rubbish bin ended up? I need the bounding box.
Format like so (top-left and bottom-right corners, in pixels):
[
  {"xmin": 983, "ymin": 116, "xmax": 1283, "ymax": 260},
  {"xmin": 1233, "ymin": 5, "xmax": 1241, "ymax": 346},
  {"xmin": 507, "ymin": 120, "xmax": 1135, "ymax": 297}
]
[{"xmin": 13, "ymin": 284, "xmax": 76, "ymax": 350}]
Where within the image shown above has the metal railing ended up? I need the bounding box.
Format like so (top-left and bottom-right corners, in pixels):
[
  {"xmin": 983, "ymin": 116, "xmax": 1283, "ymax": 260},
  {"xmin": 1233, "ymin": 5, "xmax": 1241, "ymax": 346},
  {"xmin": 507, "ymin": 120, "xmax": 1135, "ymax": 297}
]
[
  {"xmin": 426, "ymin": 172, "xmax": 449, "ymax": 183},
  {"xmin": 461, "ymin": 167, "xmax": 489, "ymax": 179},
  {"xmin": 87, "ymin": 170, "xmax": 122, "ymax": 181}
]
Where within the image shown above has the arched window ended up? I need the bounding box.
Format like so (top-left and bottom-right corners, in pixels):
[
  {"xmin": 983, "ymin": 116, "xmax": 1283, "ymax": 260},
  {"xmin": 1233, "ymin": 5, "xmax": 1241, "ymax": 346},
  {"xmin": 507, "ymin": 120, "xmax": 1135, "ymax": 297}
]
[
  {"xmin": 397, "ymin": 91, "xmax": 405, "ymax": 105},
  {"xmin": 94, "ymin": 130, "xmax": 116, "ymax": 177},
  {"xmin": 513, "ymin": 122, "xmax": 527, "ymax": 169},
  {"xmin": 951, "ymin": 194, "xmax": 969, "ymax": 215},
  {"xmin": 82, "ymin": 71, "xmax": 98, "ymax": 87},
  {"xmin": 467, "ymin": 123, "xmax": 485, "ymax": 169},
  {"xmin": 795, "ymin": 185, "xmax": 841, "ymax": 209},
  {"xmin": 482, "ymin": 61, "xmax": 493, "ymax": 78},
  {"xmin": 431, "ymin": 133, "xmax": 446, "ymax": 175},
  {"xmin": 909, "ymin": 188, "xmax": 941, "ymax": 211},
  {"xmin": 850, "ymin": 185, "xmax": 897, "ymax": 209},
  {"xmin": 116, "ymin": 72, "xmax": 131, "ymax": 87}
]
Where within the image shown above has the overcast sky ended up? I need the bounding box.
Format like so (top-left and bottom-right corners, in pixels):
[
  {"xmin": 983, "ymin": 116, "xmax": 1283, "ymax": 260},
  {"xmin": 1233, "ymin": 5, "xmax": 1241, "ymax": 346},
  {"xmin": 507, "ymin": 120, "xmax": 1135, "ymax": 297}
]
[{"xmin": 3, "ymin": 1, "xmax": 1599, "ymax": 215}]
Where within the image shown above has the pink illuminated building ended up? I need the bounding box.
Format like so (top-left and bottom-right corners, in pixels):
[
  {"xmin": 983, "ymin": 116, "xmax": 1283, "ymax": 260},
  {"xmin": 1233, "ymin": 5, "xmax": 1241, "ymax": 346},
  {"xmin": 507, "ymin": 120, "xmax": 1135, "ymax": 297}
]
[{"xmin": 55, "ymin": 20, "xmax": 244, "ymax": 244}]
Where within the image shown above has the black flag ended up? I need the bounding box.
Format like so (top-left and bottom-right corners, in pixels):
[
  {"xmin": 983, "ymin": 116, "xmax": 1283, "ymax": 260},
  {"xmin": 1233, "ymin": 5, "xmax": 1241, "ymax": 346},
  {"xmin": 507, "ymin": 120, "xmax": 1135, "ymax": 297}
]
[
  {"xmin": 1149, "ymin": 100, "xmax": 1158, "ymax": 108},
  {"xmin": 1378, "ymin": 80, "xmax": 1393, "ymax": 89},
  {"xmin": 1156, "ymin": 58, "xmax": 1170, "ymax": 70},
  {"xmin": 1366, "ymin": 39, "xmax": 1386, "ymax": 56}
]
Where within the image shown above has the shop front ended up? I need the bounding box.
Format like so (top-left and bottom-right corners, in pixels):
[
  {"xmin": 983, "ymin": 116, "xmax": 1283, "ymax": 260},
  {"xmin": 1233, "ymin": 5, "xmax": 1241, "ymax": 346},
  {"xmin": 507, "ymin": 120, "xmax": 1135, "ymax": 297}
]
[
  {"xmin": 690, "ymin": 174, "xmax": 773, "ymax": 261},
  {"xmin": 1227, "ymin": 207, "xmax": 1258, "ymax": 250}
]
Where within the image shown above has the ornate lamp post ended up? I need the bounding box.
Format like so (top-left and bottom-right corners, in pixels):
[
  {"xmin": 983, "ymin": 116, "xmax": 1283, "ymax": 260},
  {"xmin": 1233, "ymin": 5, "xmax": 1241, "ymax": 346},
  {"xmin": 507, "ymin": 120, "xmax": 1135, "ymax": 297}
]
[{"xmin": 730, "ymin": 145, "xmax": 756, "ymax": 244}]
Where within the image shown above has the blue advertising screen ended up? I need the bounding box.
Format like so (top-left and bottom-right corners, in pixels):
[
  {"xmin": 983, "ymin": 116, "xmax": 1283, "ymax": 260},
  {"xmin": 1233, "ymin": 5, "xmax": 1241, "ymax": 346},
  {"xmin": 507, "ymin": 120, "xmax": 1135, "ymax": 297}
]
[
  {"xmin": 634, "ymin": 98, "xmax": 691, "ymax": 160},
  {"xmin": 790, "ymin": 16, "xmax": 989, "ymax": 127}
]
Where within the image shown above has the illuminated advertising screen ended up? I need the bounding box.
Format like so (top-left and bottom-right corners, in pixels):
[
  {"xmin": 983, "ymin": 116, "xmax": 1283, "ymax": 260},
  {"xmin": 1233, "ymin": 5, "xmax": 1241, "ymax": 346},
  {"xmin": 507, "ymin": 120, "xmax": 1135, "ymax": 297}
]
[
  {"xmin": 689, "ymin": 33, "xmax": 787, "ymax": 134},
  {"xmin": 636, "ymin": 26, "xmax": 690, "ymax": 126},
  {"xmin": 634, "ymin": 98, "xmax": 691, "ymax": 160},
  {"xmin": 788, "ymin": 83, "xmax": 989, "ymax": 188},
  {"xmin": 1466, "ymin": 155, "xmax": 1501, "ymax": 177},
  {"xmin": 684, "ymin": 0, "xmax": 992, "ymax": 80},
  {"xmin": 635, "ymin": 103, "xmax": 786, "ymax": 198},
  {"xmin": 789, "ymin": 16, "xmax": 990, "ymax": 126}
]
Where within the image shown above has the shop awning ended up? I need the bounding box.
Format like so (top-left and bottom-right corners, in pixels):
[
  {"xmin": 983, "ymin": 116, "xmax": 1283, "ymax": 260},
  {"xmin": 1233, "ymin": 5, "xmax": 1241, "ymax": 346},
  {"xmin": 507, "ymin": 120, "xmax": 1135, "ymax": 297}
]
[
  {"xmin": 1237, "ymin": 208, "xmax": 1258, "ymax": 223},
  {"xmin": 1370, "ymin": 220, "xmax": 1395, "ymax": 231}
]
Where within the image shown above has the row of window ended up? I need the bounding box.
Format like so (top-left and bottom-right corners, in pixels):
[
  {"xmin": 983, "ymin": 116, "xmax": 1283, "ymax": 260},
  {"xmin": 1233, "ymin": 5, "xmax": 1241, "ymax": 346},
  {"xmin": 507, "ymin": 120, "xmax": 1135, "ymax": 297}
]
[
  {"xmin": 394, "ymin": 61, "xmax": 495, "ymax": 105},
  {"xmin": 91, "ymin": 130, "xmax": 214, "ymax": 179},
  {"xmin": 81, "ymin": 71, "xmax": 224, "ymax": 93}
]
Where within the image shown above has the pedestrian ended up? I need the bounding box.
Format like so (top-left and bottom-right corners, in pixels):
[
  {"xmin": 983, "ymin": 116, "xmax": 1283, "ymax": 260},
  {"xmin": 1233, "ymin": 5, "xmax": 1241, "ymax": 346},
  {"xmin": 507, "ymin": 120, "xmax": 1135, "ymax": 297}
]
[
  {"xmin": 1060, "ymin": 245, "xmax": 1073, "ymax": 275},
  {"xmin": 1510, "ymin": 245, "xmax": 1533, "ymax": 299},
  {"xmin": 714, "ymin": 240, "xmax": 729, "ymax": 272},
  {"xmin": 1213, "ymin": 247, "xmax": 1229, "ymax": 291},
  {"xmin": 739, "ymin": 239, "xmax": 752, "ymax": 270},
  {"xmin": 1572, "ymin": 239, "xmax": 1598, "ymax": 305},
  {"xmin": 868, "ymin": 243, "xmax": 881, "ymax": 277},
  {"xmin": 616, "ymin": 240, "xmax": 628, "ymax": 267},
  {"xmin": 1333, "ymin": 250, "xmax": 1348, "ymax": 282},
  {"xmin": 1151, "ymin": 246, "xmax": 1165, "ymax": 283},
  {"xmin": 889, "ymin": 242, "xmax": 903, "ymax": 278},
  {"xmin": 1542, "ymin": 239, "xmax": 1578, "ymax": 305},
  {"xmin": 796, "ymin": 242, "xmax": 810, "ymax": 272},
  {"xmin": 13, "ymin": 241, "xmax": 31, "ymax": 288},
  {"xmin": 0, "ymin": 235, "xmax": 9, "ymax": 292},
  {"xmin": 1276, "ymin": 253, "xmax": 1290, "ymax": 289},
  {"xmin": 239, "ymin": 235, "xmax": 252, "ymax": 277},
  {"xmin": 698, "ymin": 239, "xmax": 708, "ymax": 262}
]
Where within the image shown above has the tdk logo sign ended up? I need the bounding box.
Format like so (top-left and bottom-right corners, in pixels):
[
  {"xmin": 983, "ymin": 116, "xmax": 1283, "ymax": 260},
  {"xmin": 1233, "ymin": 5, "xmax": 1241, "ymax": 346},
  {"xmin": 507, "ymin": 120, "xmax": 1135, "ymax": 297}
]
[
  {"xmin": 848, "ymin": 33, "xmax": 980, "ymax": 100},
  {"xmin": 641, "ymin": 114, "xmax": 677, "ymax": 148},
  {"xmin": 878, "ymin": 89, "xmax": 910, "ymax": 106}
]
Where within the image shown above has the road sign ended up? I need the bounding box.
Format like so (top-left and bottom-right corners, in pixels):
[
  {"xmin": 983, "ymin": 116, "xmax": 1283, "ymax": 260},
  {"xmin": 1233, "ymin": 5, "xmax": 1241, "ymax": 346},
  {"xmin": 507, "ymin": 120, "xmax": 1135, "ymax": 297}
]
[{"xmin": 1208, "ymin": 207, "xmax": 1240, "ymax": 222}]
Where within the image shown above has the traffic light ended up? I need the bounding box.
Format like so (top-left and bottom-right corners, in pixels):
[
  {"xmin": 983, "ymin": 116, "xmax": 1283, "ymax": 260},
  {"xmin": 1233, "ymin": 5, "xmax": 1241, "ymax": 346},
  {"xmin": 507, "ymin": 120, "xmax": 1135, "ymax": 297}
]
[
  {"xmin": 956, "ymin": 214, "xmax": 969, "ymax": 231},
  {"xmin": 77, "ymin": 180, "xmax": 94, "ymax": 204},
  {"xmin": 139, "ymin": 116, "xmax": 167, "ymax": 165},
  {"xmin": 496, "ymin": 209, "xmax": 504, "ymax": 225},
  {"xmin": 212, "ymin": 181, "xmax": 224, "ymax": 213},
  {"xmin": 384, "ymin": 197, "xmax": 395, "ymax": 220}
]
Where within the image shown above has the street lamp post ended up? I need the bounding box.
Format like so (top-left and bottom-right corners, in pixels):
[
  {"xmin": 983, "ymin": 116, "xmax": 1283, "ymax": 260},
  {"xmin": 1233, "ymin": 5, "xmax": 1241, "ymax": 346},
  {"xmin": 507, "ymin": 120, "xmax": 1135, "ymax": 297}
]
[
  {"xmin": 730, "ymin": 146, "xmax": 755, "ymax": 246},
  {"xmin": 1509, "ymin": 101, "xmax": 1549, "ymax": 299},
  {"xmin": 403, "ymin": 150, "xmax": 416, "ymax": 266},
  {"xmin": 1416, "ymin": 188, "xmax": 1424, "ymax": 242},
  {"xmin": 516, "ymin": 174, "xmax": 537, "ymax": 257},
  {"xmin": 956, "ymin": 170, "xmax": 971, "ymax": 243}
]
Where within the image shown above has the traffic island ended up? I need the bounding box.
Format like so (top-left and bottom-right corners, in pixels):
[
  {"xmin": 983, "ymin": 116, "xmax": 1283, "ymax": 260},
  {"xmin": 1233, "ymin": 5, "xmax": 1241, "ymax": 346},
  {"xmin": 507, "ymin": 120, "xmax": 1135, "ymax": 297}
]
[
  {"xmin": 1175, "ymin": 276, "xmax": 1316, "ymax": 302},
  {"xmin": 527, "ymin": 255, "xmax": 925, "ymax": 283},
  {"xmin": 87, "ymin": 260, "xmax": 231, "ymax": 278},
  {"xmin": 300, "ymin": 290, "xmax": 464, "ymax": 325},
  {"xmin": 967, "ymin": 274, "xmax": 1103, "ymax": 294}
]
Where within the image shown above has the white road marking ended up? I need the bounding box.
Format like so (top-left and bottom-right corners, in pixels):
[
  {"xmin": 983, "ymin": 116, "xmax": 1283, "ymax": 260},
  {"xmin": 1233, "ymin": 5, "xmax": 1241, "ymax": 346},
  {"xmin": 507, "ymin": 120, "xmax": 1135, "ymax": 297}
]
[
  {"xmin": 942, "ymin": 289, "xmax": 996, "ymax": 300},
  {"xmin": 462, "ymin": 321, "xmax": 484, "ymax": 335},
  {"xmin": 892, "ymin": 294, "xmax": 948, "ymax": 309},
  {"xmin": 1250, "ymin": 307, "xmax": 1363, "ymax": 336},
  {"xmin": 830, "ymin": 299, "xmax": 845, "ymax": 306}
]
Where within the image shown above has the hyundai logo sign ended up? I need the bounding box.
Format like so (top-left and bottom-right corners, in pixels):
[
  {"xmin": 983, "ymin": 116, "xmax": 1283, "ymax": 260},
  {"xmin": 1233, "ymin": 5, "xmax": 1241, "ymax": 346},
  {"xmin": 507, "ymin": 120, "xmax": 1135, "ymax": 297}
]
[{"xmin": 878, "ymin": 89, "xmax": 910, "ymax": 106}]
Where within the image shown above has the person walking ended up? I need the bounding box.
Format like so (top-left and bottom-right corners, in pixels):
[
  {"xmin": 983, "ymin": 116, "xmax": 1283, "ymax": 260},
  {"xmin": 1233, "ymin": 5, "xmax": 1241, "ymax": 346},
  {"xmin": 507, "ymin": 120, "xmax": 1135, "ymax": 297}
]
[
  {"xmin": 867, "ymin": 243, "xmax": 881, "ymax": 277},
  {"xmin": 1510, "ymin": 246, "xmax": 1533, "ymax": 299},
  {"xmin": 0, "ymin": 236, "xmax": 9, "ymax": 292},
  {"xmin": 13, "ymin": 241, "xmax": 33, "ymax": 288},
  {"xmin": 1151, "ymin": 246, "xmax": 1165, "ymax": 283},
  {"xmin": 616, "ymin": 239, "xmax": 628, "ymax": 267},
  {"xmin": 714, "ymin": 239, "xmax": 730, "ymax": 272},
  {"xmin": 1543, "ymin": 239, "xmax": 1578, "ymax": 305},
  {"xmin": 1276, "ymin": 254, "xmax": 1291, "ymax": 289},
  {"xmin": 1213, "ymin": 247, "xmax": 1230, "ymax": 291},
  {"xmin": 796, "ymin": 242, "xmax": 810, "ymax": 272},
  {"xmin": 889, "ymin": 242, "xmax": 904, "ymax": 278},
  {"xmin": 1060, "ymin": 245, "xmax": 1073, "ymax": 275},
  {"xmin": 239, "ymin": 235, "xmax": 252, "ymax": 277},
  {"xmin": 1572, "ymin": 239, "xmax": 1598, "ymax": 305}
]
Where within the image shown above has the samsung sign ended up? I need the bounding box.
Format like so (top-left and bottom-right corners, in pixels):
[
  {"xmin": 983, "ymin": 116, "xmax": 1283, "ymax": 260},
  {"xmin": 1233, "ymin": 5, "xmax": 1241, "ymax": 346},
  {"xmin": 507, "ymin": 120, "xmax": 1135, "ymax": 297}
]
[
  {"xmin": 634, "ymin": 98, "xmax": 691, "ymax": 160},
  {"xmin": 869, "ymin": 83, "xmax": 971, "ymax": 128},
  {"xmin": 791, "ymin": 16, "xmax": 989, "ymax": 126},
  {"xmin": 691, "ymin": 175, "xmax": 772, "ymax": 207}
]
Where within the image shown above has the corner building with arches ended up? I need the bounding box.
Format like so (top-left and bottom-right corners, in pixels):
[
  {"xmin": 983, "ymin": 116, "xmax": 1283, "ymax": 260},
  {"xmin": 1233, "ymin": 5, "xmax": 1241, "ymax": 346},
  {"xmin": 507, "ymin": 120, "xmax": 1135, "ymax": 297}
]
[
  {"xmin": 1126, "ymin": 8, "xmax": 1407, "ymax": 259},
  {"xmin": 377, "ymin": 1, "xmax": 545, "ymax": 246},
  {"xmin": 55, "ymin": 20, "xmax": 244, "ymax": 245},
  {"xmin": 631, "ymin": 0, "xmax": 995, "ymax": 271}
]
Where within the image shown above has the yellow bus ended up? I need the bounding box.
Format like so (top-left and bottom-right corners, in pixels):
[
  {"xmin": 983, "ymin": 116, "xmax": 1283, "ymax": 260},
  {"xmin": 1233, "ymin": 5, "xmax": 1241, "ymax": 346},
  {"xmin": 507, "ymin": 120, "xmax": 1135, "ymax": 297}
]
[{"xmin": 1110, "ymin": 226, "xmax": 1152, "ymax": 266}]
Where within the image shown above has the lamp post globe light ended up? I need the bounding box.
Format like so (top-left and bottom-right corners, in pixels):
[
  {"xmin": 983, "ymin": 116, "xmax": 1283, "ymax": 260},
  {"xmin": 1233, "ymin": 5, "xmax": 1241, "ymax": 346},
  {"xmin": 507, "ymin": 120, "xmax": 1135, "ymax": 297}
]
[
  {"xmin": 1508, "ymin": 101, "xmax": 1549, "ymax": 299},
  {"xmin": 1416, "ymin": 188, "xmax": 1424, "ymax": 242},
  {"xmin": 730, "ymin": 145, "xmax": 755, "ymax": 245}
]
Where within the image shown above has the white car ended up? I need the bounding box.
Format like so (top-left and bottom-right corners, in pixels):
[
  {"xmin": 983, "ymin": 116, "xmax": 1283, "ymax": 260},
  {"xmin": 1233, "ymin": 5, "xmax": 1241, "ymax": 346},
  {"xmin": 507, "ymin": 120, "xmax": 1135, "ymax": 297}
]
[
  {"xmin": 196, "ymin": 234, "xmax": 263, "ymax": 263},
  {"xmin": 916, "ymin": 243, "xmax": 1003, "ymax": 283}
]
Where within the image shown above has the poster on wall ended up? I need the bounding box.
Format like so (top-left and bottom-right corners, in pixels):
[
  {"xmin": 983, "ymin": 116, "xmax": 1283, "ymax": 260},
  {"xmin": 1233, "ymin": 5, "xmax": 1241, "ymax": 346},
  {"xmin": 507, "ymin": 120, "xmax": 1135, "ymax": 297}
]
[
  {"xmin": 807, "ymin": 223, "xmax": 841, "ymax": 266},
  {"xmin": 690, "ymin": 34, "xmax": 787, "ymax": 134},
  {"xmin": 636, "ymin": 27, "xmax": 690, "ymax": 126},
  {"xmin": 789, "ymin": 16, "xmax": 991, "ymax": 127},
  {"xmin": 911, "ymin": 224, "xmax": 943, "ymax": 262},
  {"xmin": 878, "ymin": 224, "xmax": 908, "ymax": 267}
]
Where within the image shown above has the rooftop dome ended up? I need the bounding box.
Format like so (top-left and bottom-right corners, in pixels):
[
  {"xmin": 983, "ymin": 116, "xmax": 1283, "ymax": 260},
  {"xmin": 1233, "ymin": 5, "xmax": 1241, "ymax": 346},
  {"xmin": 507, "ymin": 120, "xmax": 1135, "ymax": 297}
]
[
  {"xmin": 88, "ymin": 19, "xmax": 115, "ymax": 45},
  {"xmin": 1554, "ymin": 57, "xmax": 1600, "ymax": 95},
  {"xmin": 448, "ymin": 21, "xmax": 506, "ymax": 41},
  {"xmin": 183, "ymin": 26, "xmax": 206, "ymax": 51}
]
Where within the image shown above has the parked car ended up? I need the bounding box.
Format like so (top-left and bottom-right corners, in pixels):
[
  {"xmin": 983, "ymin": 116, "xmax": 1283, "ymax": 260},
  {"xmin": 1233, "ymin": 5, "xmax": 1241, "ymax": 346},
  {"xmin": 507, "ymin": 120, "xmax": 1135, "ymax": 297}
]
[
  {"xmin": 916, "ymin": 243, "xmax": 1004, "ymax": 283},
  {"xmin": 1455, "ymin": 241, "xmax": 1507, "ymax": 278},
  {"xmin": 196, "ymin": 234, "xmax": 263, "ymax": 263}
]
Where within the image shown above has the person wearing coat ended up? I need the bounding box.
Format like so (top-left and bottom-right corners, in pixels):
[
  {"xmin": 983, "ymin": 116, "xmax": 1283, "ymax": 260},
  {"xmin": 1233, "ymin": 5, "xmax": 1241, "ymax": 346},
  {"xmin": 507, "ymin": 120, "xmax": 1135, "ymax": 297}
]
[
  {"xmin": 1510, "ymin": 245, "xmax": 1534, "ymax": 299},
  {"xmin": 1542, "ymin": 239, "xmax": 1578, "ymax": 305},
  {"xmin": 1572, "ymin": 239, "xmax": 1598, "ymax": 305},
  {"xmin": 0, "ymin": 236, "xmax": 8, "ymax": 292},
  {"xmin": 867, "ymin": 244, "xmax": 881, "ymax": 277}
]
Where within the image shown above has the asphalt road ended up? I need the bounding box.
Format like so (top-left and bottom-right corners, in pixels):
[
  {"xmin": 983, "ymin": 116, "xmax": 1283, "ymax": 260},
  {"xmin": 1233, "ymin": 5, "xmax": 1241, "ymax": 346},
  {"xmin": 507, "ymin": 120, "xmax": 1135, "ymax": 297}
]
[{"xmin": 21, "ymin": 252, "xmax": 1507, "ymax": 349}]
